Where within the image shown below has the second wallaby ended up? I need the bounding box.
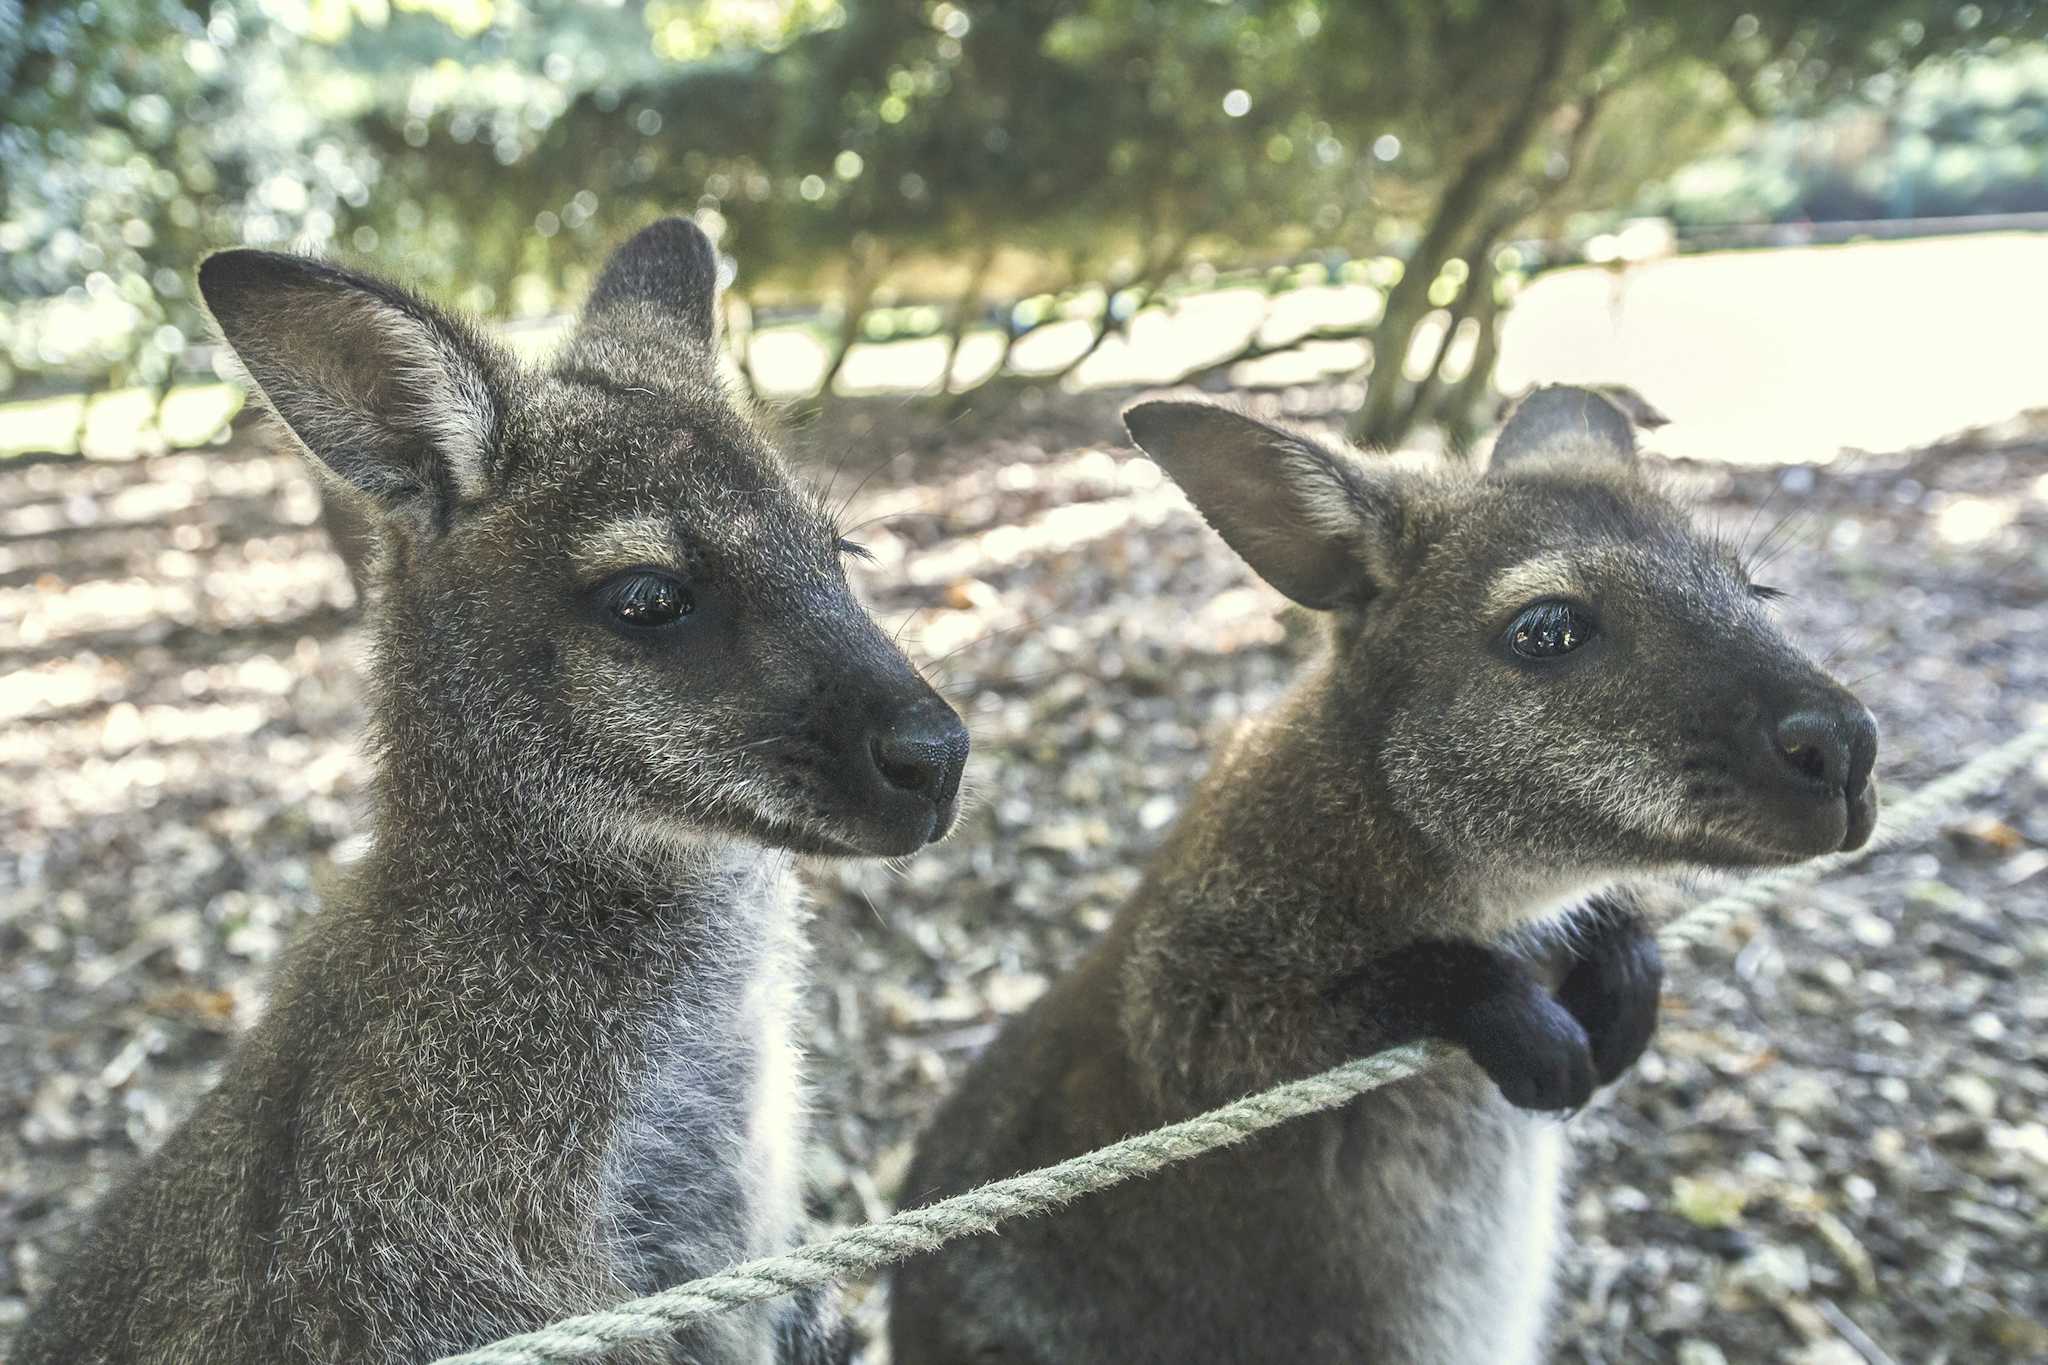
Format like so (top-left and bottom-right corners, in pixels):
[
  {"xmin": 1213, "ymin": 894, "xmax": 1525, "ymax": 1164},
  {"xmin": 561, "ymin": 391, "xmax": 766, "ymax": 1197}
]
[
  {"xmin": 890, "ymin": 387, "xmax": 1877, "ymax": 1364},
  {"xmin": 19, "ymin": 219, "xmax": 968, "ymax": 1364}
]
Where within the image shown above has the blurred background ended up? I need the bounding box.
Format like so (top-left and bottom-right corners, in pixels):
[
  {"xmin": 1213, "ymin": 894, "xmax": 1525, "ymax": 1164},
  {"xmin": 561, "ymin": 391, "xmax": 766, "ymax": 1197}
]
[
  {"xmin": 5, "ymin": 3, "xmax": 2048, "ymax": 1362},
  {"xmin": 7, "ymin": 0, "xmax": 2048, "ymax": 456}
]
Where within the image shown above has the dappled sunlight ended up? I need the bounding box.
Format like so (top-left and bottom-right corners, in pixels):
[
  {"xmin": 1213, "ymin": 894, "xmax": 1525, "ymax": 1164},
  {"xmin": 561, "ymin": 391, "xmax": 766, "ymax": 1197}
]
[
  {"xmin": 9, "ymin": 4, "xmax": 2048, "ymax": 1358},
  {"xmin": 0, "ymin": 384, "xmax": 241, "ymax": 459},
  {"xmin": 825, "ymin": 234, "xmax": 2048, "ymax": 463},
  {"xmin": 1934, "ymin": 493, "xmax": 2022, "ymax": 544},
  {"xmin": 11, "ymin": 237, "xmax": 2043, "ymax": 470}
]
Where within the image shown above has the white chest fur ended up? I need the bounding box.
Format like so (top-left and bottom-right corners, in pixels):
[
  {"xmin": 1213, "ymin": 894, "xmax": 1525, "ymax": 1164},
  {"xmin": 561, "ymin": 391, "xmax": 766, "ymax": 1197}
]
[{"xmin": 598, "ymin": 856, "xmax": 811, "ymax": 1292}]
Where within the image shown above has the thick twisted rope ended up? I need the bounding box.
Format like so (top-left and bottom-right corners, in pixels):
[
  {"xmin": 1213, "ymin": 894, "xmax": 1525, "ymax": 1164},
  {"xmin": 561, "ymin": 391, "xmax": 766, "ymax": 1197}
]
[{"xmin": 437, "ymin": 723, "xmax": 2048, "ymax": 1365}]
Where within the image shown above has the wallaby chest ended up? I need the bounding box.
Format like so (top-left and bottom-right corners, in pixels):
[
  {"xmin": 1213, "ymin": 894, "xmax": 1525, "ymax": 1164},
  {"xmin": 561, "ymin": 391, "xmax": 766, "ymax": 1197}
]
[
  {"xmin": 1108, "ymin": 1089, "xmax": 1566, "ymax": 1365},
  {"xmin": 600, "ymin": 860, "xmax": 810, "ymax": 1290}
]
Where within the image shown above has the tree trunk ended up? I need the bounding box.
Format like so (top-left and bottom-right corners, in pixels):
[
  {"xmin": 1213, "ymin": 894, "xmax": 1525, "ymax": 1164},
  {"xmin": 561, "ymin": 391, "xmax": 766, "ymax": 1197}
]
[
  {"xmin": 815, "ymin": 240, "xmax": 889, "ymax": 400},
  {"xmin": 942, "ymin": 244, "xmax": 997, "ymax": 395},
  {"xmin": 1349, "ymin": 0, "xmax": 1574, "ymax": 447},
  {"xmin": 954, "ymin": 250, "xmax": 1087, "ymax": 400},
  {"xmin": 142, "ymin": 372, "xmax": 180, "ymax": 453},
  {"xmin": 1051, "ymin": 235, "xmax": 1184, "ymax": 384},
  {"xmin": 726, "ymin": 292, "xmax": 760, "ymax": 400},
  {"xmin": 72, "ymin": 384, "xmax": 102, "ymax": 455},
  {"xmin": 1387, "ymin": 241, "xmax": 1498, "ymax": 444},
  {"xmin": 1424, "ymin": 87, "xmax": 1612, "ymax": 454},
  {"xmin": 1052, "ymin": 290, "xmax": 1120, "ymax": 383},
  {"xmin": 1437, "ymin": 274, "xmax": 1506, "ymax": 459}
]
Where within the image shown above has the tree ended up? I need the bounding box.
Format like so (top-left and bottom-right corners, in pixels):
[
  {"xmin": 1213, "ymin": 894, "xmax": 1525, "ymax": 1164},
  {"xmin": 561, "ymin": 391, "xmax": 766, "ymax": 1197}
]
[
  {"xmin": 1324, "ymin": 0, "xmax": 2048, "ymax": 447},
  {"xmin": 5, "ymin": 0, "xmax": 2044, "ymax": 448}
]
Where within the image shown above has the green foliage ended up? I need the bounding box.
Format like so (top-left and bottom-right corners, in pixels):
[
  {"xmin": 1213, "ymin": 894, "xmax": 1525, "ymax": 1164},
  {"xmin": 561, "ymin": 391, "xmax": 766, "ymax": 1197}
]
[
  {"xmin": 3, "ymin": 0, "xmax": 2044, "ymax": 424},
  {"xmin": 1654, "ymin": 45, "xmax": 2048, "ymax": 223},
  {"xmin": 3, "ymin": 0, "xmax": 296, "ymax": 388}
]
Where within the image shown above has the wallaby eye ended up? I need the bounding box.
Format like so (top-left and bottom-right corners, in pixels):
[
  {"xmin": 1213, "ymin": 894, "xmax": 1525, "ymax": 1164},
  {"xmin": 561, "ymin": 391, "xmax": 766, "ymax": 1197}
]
[
  {"xmin": 1750, "ymin": 583, "xmax": 1786, "ymax": 602},
  {"xmin": 1508, "ymin": 602, "xmax": 1595, "ymax": 660},
  {"xmin": 602, "ymin": 572, "xmax": 694, "ymax": 629},
  {"xmin": 836, "ymin": 537, "xmax": 874, "ymax": 562}
]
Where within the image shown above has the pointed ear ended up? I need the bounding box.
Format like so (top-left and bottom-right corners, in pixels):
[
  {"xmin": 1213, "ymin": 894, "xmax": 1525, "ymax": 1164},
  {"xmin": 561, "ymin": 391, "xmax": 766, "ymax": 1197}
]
[
  {"xmin": 1123, "ymin": 401, "xmax": 1403, "ymax": 610},
  {"xmin": 197, "ymin": 250, "xmax": 508, "ymax": 525},
  {"xmin": 1591, "ymin": 383, "xmax": 1669, "ymax": 430},
  {"xmin": 566, "ymin": 217, "xmax": 722, "ymax": 377},
  {"xmin": 1489, "ymin": 385, "xmax": 1639, "ymax": 471}
]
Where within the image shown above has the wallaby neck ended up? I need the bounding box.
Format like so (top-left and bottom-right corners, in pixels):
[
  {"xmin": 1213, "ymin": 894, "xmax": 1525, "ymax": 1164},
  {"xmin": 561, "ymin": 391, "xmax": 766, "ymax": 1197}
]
[
  {"xmin": 1110, "ymin": 653, "xmax": 1614, "ymax": 1110},
  {"xmin": 1155, "ymin": 663, "xmax": 1435, "ymax": 928},
  {"xmin": 1144, "ymin": 654, "xmax": 1603, "ymax": 959}
]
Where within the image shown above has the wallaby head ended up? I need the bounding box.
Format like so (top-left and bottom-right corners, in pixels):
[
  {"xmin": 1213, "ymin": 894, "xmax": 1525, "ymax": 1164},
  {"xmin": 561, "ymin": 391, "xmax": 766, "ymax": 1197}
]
[
  {"xmin": 198, "ymin": 218, "xmax": 966, "ymax": 859},
  {"xmin": 1124, "ymin": 385, "xmax": 1878, "ymax": 891}
]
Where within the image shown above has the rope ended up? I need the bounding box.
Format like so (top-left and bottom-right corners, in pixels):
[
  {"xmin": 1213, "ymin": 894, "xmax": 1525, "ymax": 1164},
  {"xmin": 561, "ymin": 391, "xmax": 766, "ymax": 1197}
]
[
  {"xmin": 1665, "ymin": 722, "xmax": 2048, "ymax": 948},
  {"xmin": 435, "ymin": 722, "xmax": 2048, "ymax": 1365}
]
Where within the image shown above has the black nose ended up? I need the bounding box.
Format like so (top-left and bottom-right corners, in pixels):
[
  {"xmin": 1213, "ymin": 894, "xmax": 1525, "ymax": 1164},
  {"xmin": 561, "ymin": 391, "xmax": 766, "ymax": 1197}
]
[
  {"xmin": 1771, "ymin": 701, "xmax": 1877, "ymax": 798},
  {"xmin": 869, "ymin": 703, "xmax": 969, "ymax": 805}
]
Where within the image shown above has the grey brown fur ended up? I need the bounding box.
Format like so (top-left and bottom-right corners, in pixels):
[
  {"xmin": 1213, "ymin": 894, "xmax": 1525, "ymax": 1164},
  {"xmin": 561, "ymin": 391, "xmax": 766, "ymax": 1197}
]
[
  {"xmin": 20, "ymin": 218, "xmax": 968, "ymax": 1365},
  {"xmin": 891, "ymin": 387, "xmax": 1877, "ymax": 1364}
]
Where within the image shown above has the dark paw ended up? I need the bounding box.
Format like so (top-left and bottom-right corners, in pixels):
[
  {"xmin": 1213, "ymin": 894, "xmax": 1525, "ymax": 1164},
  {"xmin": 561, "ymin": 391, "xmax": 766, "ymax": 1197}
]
[
  {"xmin": 1557, "ymin": 914, "xmax": 1663, "ymax": 1086},
  {"xmin": 1449, "ymin": 984, "xmax": 1596, "ymax": 1112}
]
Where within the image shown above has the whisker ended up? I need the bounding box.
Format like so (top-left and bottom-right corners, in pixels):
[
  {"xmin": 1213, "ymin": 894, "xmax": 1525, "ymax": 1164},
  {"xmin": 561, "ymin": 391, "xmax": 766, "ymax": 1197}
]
[
  {"xmin": 837, "ymin": 502, "xmax": 942, "ymax": 540},
  {"xmin": 819, "ymin": 442, "xmax": 855, "ymax": 519},
  {"xmin": 1736, "ymin": 470, "xmax": 1787, "ymax": 561},
  {"xmin": 834, "ymin": 448, "xmax": 901, "ymax": 528},
  {"xmin": 941, "ymin": 668, "xmax": 1069, "ymax": 698},
  {"xmin": 1817, "ymin": 627, "xmax": 1874, "ymax": 670},
  {"xmin": 1747, "ymin": 503, "xmax": 1826, "ymax": 579},
  {"xmin": 918, "ymin": 611, "xmax": 1053, "ymax": 672}
]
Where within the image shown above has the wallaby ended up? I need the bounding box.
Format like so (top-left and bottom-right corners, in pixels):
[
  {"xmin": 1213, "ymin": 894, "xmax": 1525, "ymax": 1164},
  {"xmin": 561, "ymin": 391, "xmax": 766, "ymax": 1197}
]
[
  {"xmin": 19, "ymin": 218, "xmax": 969, "ymax": 1365},
  {"xmin": 889, "ymin": 387, "xmax": 1878, "ymax": 1365}
]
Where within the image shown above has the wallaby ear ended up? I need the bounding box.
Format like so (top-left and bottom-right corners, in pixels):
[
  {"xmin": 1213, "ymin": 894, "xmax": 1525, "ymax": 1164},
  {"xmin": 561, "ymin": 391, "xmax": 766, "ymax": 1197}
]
[
  {"xmin": 579, "ymin": 216, "xmax": 721, "ymax": 349},
  {"xmin": 1124, "ymin": 400, "xmax": 1400, "ymax": 610},
  {"xmin": 557, "ymin": 217, "xmax": 723, "ymax": 389},
  {"xmin": 1591, "ymin": 383, "xmax": 1669, "ymax": 430},
  {"xmin": 1489, "ymin": 385, "xmax": 1639, "ymax": 472},
  {"xmin": 197, "ymin": 250, "xmax": 508, "ymax": 525}
]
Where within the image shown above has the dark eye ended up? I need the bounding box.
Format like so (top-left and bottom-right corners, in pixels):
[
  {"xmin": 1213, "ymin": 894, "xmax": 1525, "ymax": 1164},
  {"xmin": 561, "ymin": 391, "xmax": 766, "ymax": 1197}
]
[
  {"xmin": 603, "ymin": 572, "xmax": 694, "ymax": 629},
  {"xmin": 836, "ymin": 537, "xmax": 874, "ymax": 562},
  {"xmin": 1508, "ymin": 601, "xmax": 1596, "ymax": 660},
  {"xmin": 1750, "ymin": 583, "xmax": 1786, "ymax": 602}
]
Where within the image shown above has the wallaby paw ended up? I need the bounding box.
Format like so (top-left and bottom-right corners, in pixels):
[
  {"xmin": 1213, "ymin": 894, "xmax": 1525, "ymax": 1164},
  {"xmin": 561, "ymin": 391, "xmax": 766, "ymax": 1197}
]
[
  {"xmin": 1450, "ymin": 985, "xmax": 1597, "ymax": 1113},
  {"xmin": 1556, "ymin": 915, "xmax": 1663, "ymax": 1086}
]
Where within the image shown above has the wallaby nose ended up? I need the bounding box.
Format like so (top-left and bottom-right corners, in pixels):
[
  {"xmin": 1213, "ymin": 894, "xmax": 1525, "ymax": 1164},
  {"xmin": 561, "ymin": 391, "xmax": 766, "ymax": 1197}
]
[
  {"xmin": 1771, "ymin": 700, "xmax": 1876, "ymax": 798},
  {"xmin": 869, "ymin": 703, "xmax": 969, "ymax": 806},
  {"xmin": 1772, "ymin": 710, "xmax": 1845, "ymax": 789}
]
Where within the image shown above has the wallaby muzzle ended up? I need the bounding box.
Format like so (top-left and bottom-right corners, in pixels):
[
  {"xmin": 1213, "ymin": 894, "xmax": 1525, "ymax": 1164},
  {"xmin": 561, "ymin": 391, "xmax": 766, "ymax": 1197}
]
[
  {"xmin": 860, "ymin": 694, "xmax": 970, "ymax": 849},
  {"xmin": 1742, "ymin": 681, "xmax": 1879, "ymax": 853}
]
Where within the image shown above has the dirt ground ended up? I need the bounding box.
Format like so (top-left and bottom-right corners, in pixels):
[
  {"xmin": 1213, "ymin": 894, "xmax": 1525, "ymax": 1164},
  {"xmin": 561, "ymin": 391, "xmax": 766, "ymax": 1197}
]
[{"xmin": 3, "ymin": 382, "xmax": 2045, "ymax": 1363}]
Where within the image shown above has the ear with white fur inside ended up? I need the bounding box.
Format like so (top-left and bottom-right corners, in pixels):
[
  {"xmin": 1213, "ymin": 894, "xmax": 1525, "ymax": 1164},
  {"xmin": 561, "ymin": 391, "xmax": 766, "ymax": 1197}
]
[
  {"xmin": 197, "ymin": 250, "xmax": 509, "ymax": 528},
  {"xmin": 1123, "ymin": 399, "xmax": 1404, "ymax": 610}
]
